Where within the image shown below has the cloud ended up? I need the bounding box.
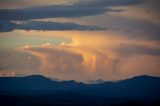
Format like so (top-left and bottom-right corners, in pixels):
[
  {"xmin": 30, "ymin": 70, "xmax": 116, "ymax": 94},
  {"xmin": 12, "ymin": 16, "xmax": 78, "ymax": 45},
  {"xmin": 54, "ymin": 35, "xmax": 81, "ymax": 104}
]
[
  {"xmin": 15, "ymin": 42, "xmax": 121, "ymax": 81},
  {"xmin": 0, "ymin": 0, "xmax": 73, "ymax": 9},
  {"xmin": 102, "ymin": 15, "xmax": 160, "ymax": 41},
  {"xmin": 115, "ymin": 44, "xmax": 160, "ymax": 57},
  {"xmin": 75, "ymin": 0, "xmax": 143, "ymax": 7},
  {"xmin": 15, "ymin": 41, "xmax": 160, "ymax": 81},
  {"xmin": 112, "ymin": 4, "xmax": 160, "ymax": 26},
  {"xmin": 0, "ymin": 0, "xmax": 142, "ymax": 21},
  {"xmin": 17, "ymin": 43, "xmax": 87, "ymax": 80},
  {"xmin": 0, "ymin": 21, "xmax": 105, "ymax": 32},
  {"xmin": 0, "ymin": 0, "xmax": 160, "ymax": 81},
  {"xmin": 0, "ymin": 71, "xmax": 15, "ymax": 77},
  {"xmin": 112, "ymin": 43, "xmax": 160, "ymax": 78},
  {"xmin": 0, "ymin": 5, "xmax": 110, "ymax": 21},
  {"xmin": 119, "ymin": 55, "xmax": 160, "ymax": 78},
  {"xmin": 0, "ymin": 0, "xmax": 143, "ymax": 32},
  {"xmin": 1, "ymin": 38, "xmax": 160, "ymax": 81},
  {"xmin": 0, "ymin": 49, "xmax": 41, "ymax": 76}
]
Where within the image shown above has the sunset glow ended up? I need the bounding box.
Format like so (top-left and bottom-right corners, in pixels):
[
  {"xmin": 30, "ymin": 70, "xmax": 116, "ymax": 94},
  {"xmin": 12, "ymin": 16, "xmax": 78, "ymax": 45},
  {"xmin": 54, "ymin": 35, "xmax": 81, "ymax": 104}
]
[{"xmin": 0, "ymin": 0, "xmax": 160, "ymax": 82}]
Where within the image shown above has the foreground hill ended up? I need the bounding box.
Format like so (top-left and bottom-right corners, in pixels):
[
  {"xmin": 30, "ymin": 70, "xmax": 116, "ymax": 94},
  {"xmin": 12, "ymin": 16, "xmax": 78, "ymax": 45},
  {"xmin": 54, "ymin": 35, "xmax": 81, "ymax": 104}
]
[{"xmin": 0, "ymin": 75, "xmax": 160, "ymax": 106}]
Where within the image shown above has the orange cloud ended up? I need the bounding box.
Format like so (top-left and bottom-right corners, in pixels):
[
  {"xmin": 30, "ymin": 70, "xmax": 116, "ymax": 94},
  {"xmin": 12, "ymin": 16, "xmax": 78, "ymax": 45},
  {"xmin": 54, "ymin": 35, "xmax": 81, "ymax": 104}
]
[
  {"xmin": 0, "ymin": 71, "xmax": 15, "ymax": 77},
  {"xmin": 14, "ymin": 30, "xmax": 160, "ymax": 81},
  {"xmin": 119, "ymin": 54, "xmax": 160, "ymax": 79},
  {"xmin": 17, "ymin": 40, "xmax": 121, "ymax": 81}
]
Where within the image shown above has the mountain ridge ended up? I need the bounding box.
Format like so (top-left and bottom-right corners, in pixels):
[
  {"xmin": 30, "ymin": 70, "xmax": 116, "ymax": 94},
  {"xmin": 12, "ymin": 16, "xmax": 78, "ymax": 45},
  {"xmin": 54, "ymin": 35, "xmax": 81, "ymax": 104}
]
[
  {"xmin": 1, "ymin": 74, "xmax": 159, "ymax": 83},
  {"xmin": 0, "ymin": 75, "xmax": 160, "ymax": 106},
  {"xmin": 0, "ymin": 75, "xmax": 160, "ymax": 92}
]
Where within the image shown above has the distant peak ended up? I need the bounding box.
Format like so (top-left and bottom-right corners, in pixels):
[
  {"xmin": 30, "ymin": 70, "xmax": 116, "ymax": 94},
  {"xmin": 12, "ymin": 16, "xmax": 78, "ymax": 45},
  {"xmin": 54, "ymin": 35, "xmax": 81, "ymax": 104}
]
[
  {"xmin": 25, "ymin": 75, "xmax": 47, "ymax": 79},
  {"xmin": 133, "ymin": 75, "xmax": 158, "ymax": 79},
  {"xmin": 87, "ymin": 79, "xmax": 105, "ymax": 84},
  {"xmin": 62, "ymin": 80, "xmax": 77, "ymax": 83},
  {"xmin": 120, "ymin": 75, "xmax": 160, "ymax": 82}
]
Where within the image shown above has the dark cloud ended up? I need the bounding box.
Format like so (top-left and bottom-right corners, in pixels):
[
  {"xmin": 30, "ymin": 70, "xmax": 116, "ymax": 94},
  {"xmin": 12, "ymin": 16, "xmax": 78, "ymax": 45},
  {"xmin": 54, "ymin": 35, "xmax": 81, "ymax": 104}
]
[
  {"xmin": 75, "ymin": 0, "xmax": 143, "ymax": 7},
  {"xmin": 0, "ymin": 21, "xmax": 105, "ymax": 32},
  {"xmin": 0, "ymin": 6, "xmax": 107, "ymax": 20},
  {"xmin": 0, "ymin": 0, "xmax": 143, "ymax": 21},
  {"xmin": 0, "ymin": 0, "xmax": 143, "ymax": 32},
  {"xmin": 0, "ymin": 21, "xmax": 16, "ymax": 32}
]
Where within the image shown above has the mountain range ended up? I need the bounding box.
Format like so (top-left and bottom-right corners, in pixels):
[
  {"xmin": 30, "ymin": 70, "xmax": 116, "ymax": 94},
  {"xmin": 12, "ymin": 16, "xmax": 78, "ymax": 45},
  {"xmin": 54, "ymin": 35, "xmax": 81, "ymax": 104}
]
[{"xmin": 0, "ymin": 75, "xmax": 160, "ymax": 106}]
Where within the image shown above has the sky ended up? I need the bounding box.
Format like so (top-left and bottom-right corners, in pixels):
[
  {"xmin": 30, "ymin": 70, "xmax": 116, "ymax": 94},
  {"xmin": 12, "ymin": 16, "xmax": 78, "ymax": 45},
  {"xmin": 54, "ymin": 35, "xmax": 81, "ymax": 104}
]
[{"xmin": 0, "ymin": 0, "xmax": 160, "ymax": 82}]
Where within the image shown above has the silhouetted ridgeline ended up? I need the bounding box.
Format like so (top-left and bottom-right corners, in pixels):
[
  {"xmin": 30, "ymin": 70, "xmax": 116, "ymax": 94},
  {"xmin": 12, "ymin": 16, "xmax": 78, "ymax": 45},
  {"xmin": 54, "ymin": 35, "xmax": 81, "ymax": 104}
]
[{"xmin": 0, "ymin": 75, "xmax": 160, "ymax": 106}]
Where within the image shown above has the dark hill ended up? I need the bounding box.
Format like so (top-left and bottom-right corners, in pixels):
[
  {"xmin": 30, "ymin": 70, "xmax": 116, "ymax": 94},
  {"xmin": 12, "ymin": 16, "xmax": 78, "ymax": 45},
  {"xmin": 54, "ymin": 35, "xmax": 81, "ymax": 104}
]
[{"xmin": 0, "ymin": 75, "xmax": 160, "ymax": 106}]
